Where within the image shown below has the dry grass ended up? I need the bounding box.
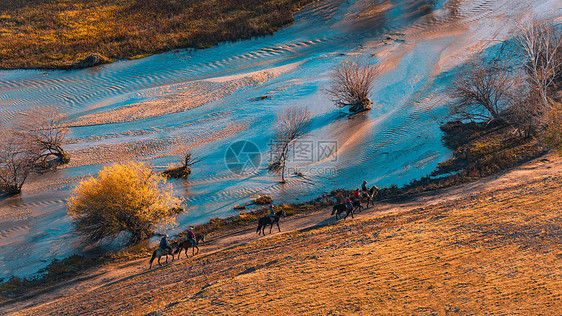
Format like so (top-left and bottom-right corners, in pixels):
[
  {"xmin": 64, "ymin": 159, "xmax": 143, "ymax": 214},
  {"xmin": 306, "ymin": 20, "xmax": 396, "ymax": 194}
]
[
  {"xmin": 10, "ymin": 176, "xmax": 562, "ymax": 315},
  {"xmin": 0, "ymin": 0, "xmax": 314, "ymax": 69}
]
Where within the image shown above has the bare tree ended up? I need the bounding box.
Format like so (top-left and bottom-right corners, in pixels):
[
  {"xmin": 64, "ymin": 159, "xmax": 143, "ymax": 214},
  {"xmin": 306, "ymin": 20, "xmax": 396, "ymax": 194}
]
[
  {"xmin": 15, "ymin": 107, "xmax": 70, "ymax": 165},
  {"xmin": 268, "ymin": 106, "xmax": 311, "ymax": 183},
  {"xmin": 327, "ymin": 58, "xmax": 377, "ymax": 113},
  {"xmin": 515, "ymin": 18, "xmax": 562, "ymax": 109},
  {"xmin": 180, "ymin": 149, "xmax": 193, "ymax": 169},
  {"xmin": 505, "ymin": 89, "xmax": 543, "ymax": 137},
  {"xmin": 0, "ymin": 128, "xmax": 38, "ymax": 194},
  {"xmin": 0, "ymin": 108, "xmax": 69, "ymax": 194},
  {"xmin": 449, "ymin": 59, "xmax": 515, "ymax": 122}
]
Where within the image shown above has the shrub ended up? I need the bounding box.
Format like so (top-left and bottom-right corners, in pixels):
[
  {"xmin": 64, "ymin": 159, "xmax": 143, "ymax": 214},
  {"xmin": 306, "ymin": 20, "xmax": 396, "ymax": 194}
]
[
  {"xmin": 0, "ymin": 276, "xmax": 33, "ymax": 297},
  {"xmin": 253, "ymin": 195, "xmax": 273, "ymax": 205},
  {"xmin": 162, "ymin": 148, "xmax": 198, "ymax": 179},
  {"xmin": 67, "ymin": 161, "xmax": 181, "ymax": 244},
  {"xmin": 543, "ymin": 102, "xmax": 562, "ymax": 153},
  {"xmin": 327, "ymin": 58, "xmax": 377, "ymax": 112},
  {"xmin": 162, "ymin": 165, "xmax": 191, "ymax": 178}
]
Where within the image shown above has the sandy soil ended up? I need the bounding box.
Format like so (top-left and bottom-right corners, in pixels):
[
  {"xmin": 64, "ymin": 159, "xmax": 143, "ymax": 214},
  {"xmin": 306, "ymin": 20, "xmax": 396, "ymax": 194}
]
[
  {"xmin": 1, "ymin": 152, "xmax": 561, "ymax": 315},
  {"xmin": 69, "ymin": 66, "xmax": 295, "ymax": 127}
]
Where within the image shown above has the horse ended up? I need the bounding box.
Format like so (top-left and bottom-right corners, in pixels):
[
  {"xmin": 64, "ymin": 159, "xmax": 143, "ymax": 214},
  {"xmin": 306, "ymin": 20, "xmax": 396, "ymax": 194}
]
[
  {"xmin": 362, "ymin": 185, "xmax": 379, "ymax": 208},
  {"xmin": 149, "ymin": 241, "xmax": 178, "ymax": 269},
  {"xmin": 331, "ymin": 203, "xmax": 355, "ymax": 220},
  {"xmin": 174, "ymin": 234, "xmax": 205, "ymax": 259},
  {"xmin": 257, "ymin": 210, "xmax": 285, "ymax": 235},
  {"xmin": 352, "ymin": 199, "xmax": 362, "ymax": 213}
]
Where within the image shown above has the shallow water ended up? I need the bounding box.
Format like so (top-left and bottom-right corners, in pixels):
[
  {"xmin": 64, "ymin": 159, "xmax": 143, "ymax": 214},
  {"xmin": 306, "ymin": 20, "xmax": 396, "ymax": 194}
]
[{"xmin": 0, "ymin": 0, "xmax": 557, "ymax": 277}]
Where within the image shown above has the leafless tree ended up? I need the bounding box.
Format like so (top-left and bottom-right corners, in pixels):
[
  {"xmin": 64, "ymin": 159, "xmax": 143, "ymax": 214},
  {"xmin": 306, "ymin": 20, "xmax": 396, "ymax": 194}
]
[
  {"xmin": 515, "ymin": 18, "xmax": 562, "ymax": 109},
  {"xmin": 449, "ymin": 59, "xmax": 515, "ymax": 122},
  {"xmin": 327, "ymin": 58, "xmax": 377, "ymax": 113},
  {"xmin": 15, "ymin": 107, "xmax": 70, "ymax": 165},
  {"xmin": 0, "ymin": 107, "xmax": 70, "ymax": 194},
  {"xmin": 504, "ymin": 89, "xmax": 543, "ymax": 137},
  {"xmin": 268, "ymin": 106, "xmax": 311, "ymax": 183},
  {"xmin": 0, "ymin": 128, "xmax": 38, "ymax": 194}
]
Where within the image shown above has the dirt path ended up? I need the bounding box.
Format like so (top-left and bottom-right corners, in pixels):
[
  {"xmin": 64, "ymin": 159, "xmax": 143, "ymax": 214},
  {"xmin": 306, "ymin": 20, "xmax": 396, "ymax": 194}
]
[{"xmin": 1, "ymin": 152, "xmax": 560, "ymax": 314}]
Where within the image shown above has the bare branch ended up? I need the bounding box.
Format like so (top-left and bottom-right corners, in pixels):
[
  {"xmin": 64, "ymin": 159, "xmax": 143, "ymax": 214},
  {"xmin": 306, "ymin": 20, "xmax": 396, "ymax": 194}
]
[
  {"xmin": 327, "ymin": 58, "xmax": 377, "ymax": 112},
  {"xmin": 449, "ymin": 59, "xmax": 515, "ymax": 122},
  {"xmin": 268, "ymin": 106, "xmax": 311, "ymax": 183},
  {"xmin": 515, "ymin": 18, "xmax": 562, "ymax": 108},
  {"xmin": 0, "ymin": 128, "xmax": 37, "ymax": 194},
  {"xmin": 15, "ymin": 107, "xmax": 70, "ymax": 165}
]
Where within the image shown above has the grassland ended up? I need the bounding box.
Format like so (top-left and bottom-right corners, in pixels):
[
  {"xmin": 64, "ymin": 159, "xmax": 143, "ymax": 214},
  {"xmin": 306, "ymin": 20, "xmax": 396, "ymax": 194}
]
[
  {"xmin": 0, "ymin": 0, "xmax": 314, "ymax": 69},
  {"xmin": 3, "ymin": 158, "xmax": 561, "ymax": 315}
]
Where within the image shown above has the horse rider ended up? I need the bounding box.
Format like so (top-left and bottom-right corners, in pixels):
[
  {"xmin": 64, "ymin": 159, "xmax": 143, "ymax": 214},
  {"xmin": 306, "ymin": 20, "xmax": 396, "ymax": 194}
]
[
  {"xmin": 353, "ymin": 188, "xmax": 361, "ymax": 202},
  {"xmin": 268, "ymin": 204, "xmax": 275, "ymax": 217},
  {"xmin": 187, "ymin": 225, "xmax": 196, "ymax": 244},
  {"xmin": 344, "ymin": 196, "xmax": 352, "ymax": 211},
  {"xmin": 159, "ymin": 235, "xmax": 173, "ymax": 254},
  {"xmin": 361, "ymin": 180, "xmax": 368, "ymax": 193}
]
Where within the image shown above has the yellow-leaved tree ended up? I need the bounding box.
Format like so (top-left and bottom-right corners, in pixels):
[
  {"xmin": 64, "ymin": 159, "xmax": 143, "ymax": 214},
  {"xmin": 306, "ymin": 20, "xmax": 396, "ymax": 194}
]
[{"xmin": 68, "ymin": 161, "xmax": 181, "ymax": 244}]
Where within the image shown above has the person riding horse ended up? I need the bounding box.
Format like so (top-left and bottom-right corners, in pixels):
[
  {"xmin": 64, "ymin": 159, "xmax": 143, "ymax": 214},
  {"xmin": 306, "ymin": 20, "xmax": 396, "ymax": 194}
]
[
  {"xmin": 344, "ymin": 196, "xmax": 352, "ymax": 211},
  {"xmin": 257, "ymin": 210, "xmax": 285, "ymax": 235},
  {"xmin": 361, "ymin": 180, "xmax": 368, "ymax": 193},
  {"xmin": 268, "ymin": 204, "xmax": 275, "ymax": 216},
  {"xmin": 186, "ymin": 226, "xmax": 196, "ymax": 245},
  {"xmin": 362, "ymin": 184, "xmax": 380, "ymax": 207},
  {"xmin": 159, "ymin": 235, "xmax": 173, "ymax": 255},
  {"xmin": 353, "ymin": 189, "xmax": 361, "ymax": 202}
]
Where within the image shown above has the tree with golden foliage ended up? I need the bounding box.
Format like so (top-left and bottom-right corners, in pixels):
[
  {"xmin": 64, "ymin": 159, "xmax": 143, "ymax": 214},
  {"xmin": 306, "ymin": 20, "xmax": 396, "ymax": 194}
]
[{"xmin": 68, "ymin": 161, "xmax": 182, "ymax": 244}]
